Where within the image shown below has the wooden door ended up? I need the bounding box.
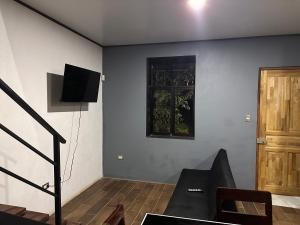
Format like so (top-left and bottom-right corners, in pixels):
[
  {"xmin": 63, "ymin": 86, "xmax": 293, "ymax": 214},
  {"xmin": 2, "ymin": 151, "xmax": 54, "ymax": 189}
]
[{"xmin": 257, "ymin": 68, "xmax": 300, "ymax": 196}]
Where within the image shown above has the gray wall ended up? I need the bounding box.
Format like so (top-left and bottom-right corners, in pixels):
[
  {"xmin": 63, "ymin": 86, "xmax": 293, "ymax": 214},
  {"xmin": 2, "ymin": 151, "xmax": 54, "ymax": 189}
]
[{"xmin": 103, "ymin": 35, "xmax": 300, "ymax": 189}]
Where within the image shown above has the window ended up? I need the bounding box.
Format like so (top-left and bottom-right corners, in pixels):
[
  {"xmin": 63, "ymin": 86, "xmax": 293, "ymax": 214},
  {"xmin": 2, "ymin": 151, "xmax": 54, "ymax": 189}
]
[{"xmin": 146, "ymin": 56, "xmax": 195, "ymax": 139}]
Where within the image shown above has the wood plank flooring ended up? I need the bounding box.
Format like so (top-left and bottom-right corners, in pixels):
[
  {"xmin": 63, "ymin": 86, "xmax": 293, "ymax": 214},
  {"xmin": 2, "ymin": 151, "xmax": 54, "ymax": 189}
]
[{"xmin": 61, "ymin": 178, "xmax": 300, "ymax": 225}]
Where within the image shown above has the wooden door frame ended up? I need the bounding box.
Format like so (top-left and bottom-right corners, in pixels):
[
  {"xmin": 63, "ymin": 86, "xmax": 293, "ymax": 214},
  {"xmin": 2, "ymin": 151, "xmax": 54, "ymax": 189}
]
[{"xmin": 255, "ymin": 66, "xmax": 300, "ymax": 190}]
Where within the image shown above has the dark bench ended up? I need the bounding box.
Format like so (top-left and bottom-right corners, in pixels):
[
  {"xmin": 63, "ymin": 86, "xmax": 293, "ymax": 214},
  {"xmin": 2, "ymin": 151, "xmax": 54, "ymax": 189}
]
[{"xmin": 164, "ymin": 149, "xmax": 237, "ymax": 220}]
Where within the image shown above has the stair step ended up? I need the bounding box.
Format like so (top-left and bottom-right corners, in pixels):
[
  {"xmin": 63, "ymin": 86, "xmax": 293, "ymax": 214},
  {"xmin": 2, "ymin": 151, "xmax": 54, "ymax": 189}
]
[
  {"xmin": 23, "ymin": 210, "xmax": 50, "ymax": 222},
  {"xmin": 0, "ymin": 204, "xmax": 13, "ymax": 211},
  {"xmin": 0, "ymin": 204, "xmax": 81, "ymax": 225},
  {"xmin": 0, "ymin": 204, "xmax": 26, "ymax": 216}
]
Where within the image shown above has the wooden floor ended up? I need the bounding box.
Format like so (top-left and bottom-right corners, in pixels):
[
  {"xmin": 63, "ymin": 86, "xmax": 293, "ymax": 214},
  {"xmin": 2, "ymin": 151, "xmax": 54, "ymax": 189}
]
[{"xmin": 61, "ymin": 178, "xmax": 300, "ymax": 225}]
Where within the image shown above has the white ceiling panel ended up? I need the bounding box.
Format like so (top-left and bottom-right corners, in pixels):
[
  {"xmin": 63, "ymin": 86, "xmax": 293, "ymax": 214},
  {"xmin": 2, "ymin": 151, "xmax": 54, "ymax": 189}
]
[{"xmin": 21, "ymin": 0, "xmax": 300, "ymax": 46}]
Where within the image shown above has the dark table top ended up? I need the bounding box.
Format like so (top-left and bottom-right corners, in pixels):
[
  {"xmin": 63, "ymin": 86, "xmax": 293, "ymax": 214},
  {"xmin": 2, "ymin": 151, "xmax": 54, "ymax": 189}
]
[{"xmin": 141, "ymin": 213, "xmax": 239, "ymax": 225}]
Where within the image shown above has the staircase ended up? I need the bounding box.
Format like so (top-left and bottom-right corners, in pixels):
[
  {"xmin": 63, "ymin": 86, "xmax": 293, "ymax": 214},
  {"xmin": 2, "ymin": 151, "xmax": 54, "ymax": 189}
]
[
  {"xmin": 0, "ymin": 204, "xmax": 80, "ymax": 225},
  {"xmin": 0, "ymin": 78, "xmax": 78, "ymax": 225}
]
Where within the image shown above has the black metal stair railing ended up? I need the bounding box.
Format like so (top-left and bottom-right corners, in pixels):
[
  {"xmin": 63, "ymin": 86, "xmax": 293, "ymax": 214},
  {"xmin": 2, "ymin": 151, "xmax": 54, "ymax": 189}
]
[{"xmin": 0, "ymin": 78, "xmax": 66, "ymax": 225}]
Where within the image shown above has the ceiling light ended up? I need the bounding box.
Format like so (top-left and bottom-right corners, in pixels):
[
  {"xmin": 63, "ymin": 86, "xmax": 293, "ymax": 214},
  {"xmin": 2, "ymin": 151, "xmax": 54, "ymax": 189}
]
[{"xmin": 187, "ymin": 0, "xmax": 206, "ymax": 10}]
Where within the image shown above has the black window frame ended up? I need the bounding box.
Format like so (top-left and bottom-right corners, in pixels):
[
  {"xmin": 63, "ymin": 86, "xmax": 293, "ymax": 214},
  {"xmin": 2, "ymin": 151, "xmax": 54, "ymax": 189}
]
[{"xmin": 146, "ymin": 55, "xmax": 196, "ymax": 139}]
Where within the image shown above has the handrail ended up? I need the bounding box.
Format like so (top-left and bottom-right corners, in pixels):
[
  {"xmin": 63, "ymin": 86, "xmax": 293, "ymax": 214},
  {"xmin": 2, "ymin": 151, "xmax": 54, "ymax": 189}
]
[
  {"xmin": 0, "ymin": 78, "xmax": 64, "ymax": 225},
  {"xmin": 0, "ymin": 167, "xmax": 56, "ymax": 197},
  {"xmin": 0, "ymin": 79, "xmax": 66, "ymax": 144},
  {"xmin": 0, "ymin": 123, "xmax": 55, "ymax": 165}
]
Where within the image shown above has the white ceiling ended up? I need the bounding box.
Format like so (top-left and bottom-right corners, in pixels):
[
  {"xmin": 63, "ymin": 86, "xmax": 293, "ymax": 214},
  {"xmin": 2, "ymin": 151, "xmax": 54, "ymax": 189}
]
[{"xmin": 21, "ymin": 0, "xmax": 300, "ymax": 46}]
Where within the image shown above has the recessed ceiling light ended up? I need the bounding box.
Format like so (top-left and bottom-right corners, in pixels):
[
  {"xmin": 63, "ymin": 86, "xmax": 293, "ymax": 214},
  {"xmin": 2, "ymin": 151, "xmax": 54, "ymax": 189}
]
[{"xmin": 187, "ymin": 0, "xmax": 206, "ymax": 10}]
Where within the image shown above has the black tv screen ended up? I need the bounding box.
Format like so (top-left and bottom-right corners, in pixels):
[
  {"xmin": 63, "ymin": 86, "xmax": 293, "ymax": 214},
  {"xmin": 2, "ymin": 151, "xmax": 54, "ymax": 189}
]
[{"xmin": 61, "ymin": 64, "xmax": 100, "ymax": 102}]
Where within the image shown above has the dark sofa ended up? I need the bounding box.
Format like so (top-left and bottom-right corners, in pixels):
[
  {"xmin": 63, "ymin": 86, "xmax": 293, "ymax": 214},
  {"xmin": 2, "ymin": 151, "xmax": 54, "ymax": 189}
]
[{"xmin": 164, "ymin": 149, "xmax": 236, "ymax": 220}]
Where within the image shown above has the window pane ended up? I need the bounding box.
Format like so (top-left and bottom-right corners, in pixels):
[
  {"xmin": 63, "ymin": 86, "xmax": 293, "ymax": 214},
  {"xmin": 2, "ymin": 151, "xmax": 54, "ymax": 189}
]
[
  {"xmin": 151, "ymin": 89, "xmax": 171, "ymax": 134},
  {"xmin": 173, "ymin": 66, "xmax": 195, "ymax": 87},
  {"xmin": 150, "ymin": 69, "xmax": 173, "ymax": 87},
  {"xmin": 150, "ymin": 67, "xmax": 195, "ymax": 87},
  {"xmin": 175, "ymin": 89, "xmax": 194, "ymax": 136}
]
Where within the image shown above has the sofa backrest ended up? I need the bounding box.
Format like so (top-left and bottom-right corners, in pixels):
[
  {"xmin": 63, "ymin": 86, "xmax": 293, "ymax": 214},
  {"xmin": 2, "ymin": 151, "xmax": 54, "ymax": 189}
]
[{"xmin": 208, "ymin": 149, "xmax": 236, "ymax": 219}]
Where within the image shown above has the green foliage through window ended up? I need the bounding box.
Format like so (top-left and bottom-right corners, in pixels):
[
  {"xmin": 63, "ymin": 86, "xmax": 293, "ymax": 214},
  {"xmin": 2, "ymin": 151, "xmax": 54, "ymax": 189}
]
[{"xmin": 153, "ymin": 90, "xmax": 171, "ymax": 133}]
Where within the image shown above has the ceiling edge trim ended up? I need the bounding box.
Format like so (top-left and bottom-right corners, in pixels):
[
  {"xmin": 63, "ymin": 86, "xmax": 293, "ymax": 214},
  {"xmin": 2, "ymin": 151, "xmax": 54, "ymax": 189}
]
[
  {"xmin": 103, "ymin": 33, "xmax": 300, "ymax": 48},
  {"xmin": 14, "ymin": 0, "xmax": 104, "ymax": 47}
]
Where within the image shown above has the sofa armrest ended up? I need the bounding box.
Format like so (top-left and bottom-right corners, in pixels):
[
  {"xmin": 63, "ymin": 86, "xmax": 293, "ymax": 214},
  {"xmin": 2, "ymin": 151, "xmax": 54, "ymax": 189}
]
[
  {"xmin": 216, "ymin": 187, "xmax": 272, "ymax": 225},
  {"xmin": 103, "ymin": 204, "xmax": 125, "ymax": 225}
]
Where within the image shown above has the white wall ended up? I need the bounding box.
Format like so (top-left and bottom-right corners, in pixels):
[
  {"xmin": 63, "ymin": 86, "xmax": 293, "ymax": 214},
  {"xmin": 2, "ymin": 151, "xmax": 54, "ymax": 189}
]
[{"xmin": 0, "ymin": 0, "xmax": 103, "ymax": 213}]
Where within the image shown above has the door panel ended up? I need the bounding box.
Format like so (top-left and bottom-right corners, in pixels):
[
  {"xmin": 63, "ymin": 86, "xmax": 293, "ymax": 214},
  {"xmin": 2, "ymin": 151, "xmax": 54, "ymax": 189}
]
[
  {"xmin": 266, "ymin": 76, "xmax": 290, "ymax": 133},
  {"xmin": 264, "ymin": 149, "xmax": 286, "ymax": 187},
  {"xmin": 257, "ymin": 69, "xmax": 300, "ymax": 196},
  {"xmin": 287, "ymin": 151, "xmax": 300, "ymax": 191},
  {"xmin": 290, "ymin": 76, "xmax": 300, "ymax": 133}
]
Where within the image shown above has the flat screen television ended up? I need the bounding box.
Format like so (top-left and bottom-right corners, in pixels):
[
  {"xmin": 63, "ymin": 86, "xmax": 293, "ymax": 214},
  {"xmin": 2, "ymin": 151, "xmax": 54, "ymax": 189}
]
[{"xmin": 61, "ymin": 64, "xmax": 100, "ymax": 102}]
